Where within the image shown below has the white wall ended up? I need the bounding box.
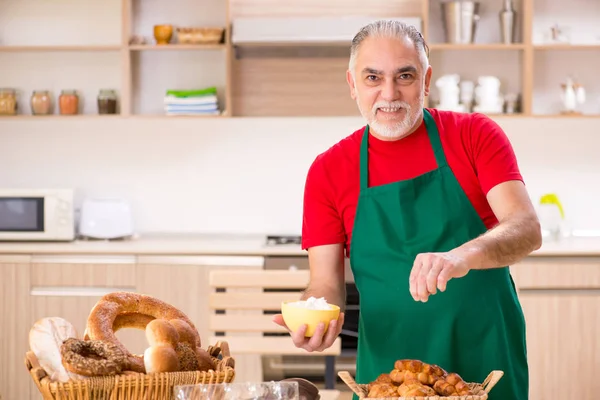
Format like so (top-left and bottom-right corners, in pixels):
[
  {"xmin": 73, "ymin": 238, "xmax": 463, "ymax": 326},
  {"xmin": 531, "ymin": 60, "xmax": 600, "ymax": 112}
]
[{"xmin": 1, "ymin": 116, "xmax": 598, "ymax": 235}]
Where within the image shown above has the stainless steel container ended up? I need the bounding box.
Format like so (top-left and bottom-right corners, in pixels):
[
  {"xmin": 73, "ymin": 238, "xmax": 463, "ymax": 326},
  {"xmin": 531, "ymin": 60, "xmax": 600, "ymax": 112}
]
[
  {"xmin": 441, "ymin": 1, "xmax": 480, "ymax": 44},
  {"xmin": 499, "ymin": 0, "xmax": 516, "ymax": 44}
]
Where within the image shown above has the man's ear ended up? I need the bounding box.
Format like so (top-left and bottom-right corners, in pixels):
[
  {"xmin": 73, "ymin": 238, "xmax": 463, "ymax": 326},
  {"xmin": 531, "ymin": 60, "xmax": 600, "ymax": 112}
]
[
  {"xmin": 346, "ymin": 69, "xmax": 357, "ymax": 100},
  {"xmin": 424, "ymin": 65, "xmax": 433, "ymax": 97}
]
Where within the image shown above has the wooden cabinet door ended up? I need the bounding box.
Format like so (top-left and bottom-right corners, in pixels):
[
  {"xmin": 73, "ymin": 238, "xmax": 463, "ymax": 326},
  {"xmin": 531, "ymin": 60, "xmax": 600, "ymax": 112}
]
[
  {"xmin": 0, "ymin": 256, "xmax": 32, "ymax": 400},
  {"xmin": 511, "ymin": 257, "xmax": 600, "ymax": 400},
  {"xmin": 519, "ymin": 292, "xmax": 599, "ymax": 400}
]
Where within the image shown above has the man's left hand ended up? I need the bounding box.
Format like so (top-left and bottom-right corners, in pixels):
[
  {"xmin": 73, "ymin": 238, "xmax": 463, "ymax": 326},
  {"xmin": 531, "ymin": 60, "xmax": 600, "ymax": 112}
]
[{"xmin": 409, "ymin": 252, "xmax": 471, "ymax": 302}]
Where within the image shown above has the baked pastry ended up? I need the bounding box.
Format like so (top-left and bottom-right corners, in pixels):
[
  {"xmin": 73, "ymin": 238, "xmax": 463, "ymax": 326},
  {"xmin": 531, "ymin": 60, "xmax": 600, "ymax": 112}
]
[
  {"xmin": 367, "ymin": 382, "xmax": 398, "ymax": 398},
  {"xmin": 28, "ymin": 317, "xmax": 85, "ymax": 382},
  {"xmin": 433, "ymin": 372, "xmax": 473, "ymax": 396},
  {"xmin": 60, "ymin": 337, "xmax": 126, "ymax": 377},
  {"xmin": 365, "ymin": 359, "xmax": 475, "ymax": 398},
  {"xmin": 398, "ymin": 379, "xmax": 437, "ymax": 397},
  {"xmin": 85, "ymin": 292, "xmax": 202, "ymax": 373},
  {"xmin": 393, "ymin": 359, "xmax": 447, "ymax": 385},
  {"xmin": 144, "ymin": 318, "xmax": 217, "ymax": 373}
]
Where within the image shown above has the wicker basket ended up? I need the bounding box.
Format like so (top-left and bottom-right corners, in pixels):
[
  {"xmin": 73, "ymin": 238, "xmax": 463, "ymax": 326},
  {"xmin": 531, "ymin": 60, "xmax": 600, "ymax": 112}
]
[
  {"xmin": 176, "ymin": 27, "xmax": 224, "ymax": 44},
  {"xmin": 25, "ymin": 341, "xmax": 236, "ymax": 400},
  {"xmin": 338, "ymin": 370, "xmax": 504, "ymax": 400}
]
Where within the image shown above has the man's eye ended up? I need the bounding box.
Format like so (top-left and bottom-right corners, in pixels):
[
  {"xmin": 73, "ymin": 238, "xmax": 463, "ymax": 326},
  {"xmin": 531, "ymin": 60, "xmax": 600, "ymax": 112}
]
[
  {"xmin": 366, "ymin": 75, "xmax": 378, "ymax": 81},
  {"xmin": 399, "ymin": 74, "xmax": 413, "ymax": 80}
]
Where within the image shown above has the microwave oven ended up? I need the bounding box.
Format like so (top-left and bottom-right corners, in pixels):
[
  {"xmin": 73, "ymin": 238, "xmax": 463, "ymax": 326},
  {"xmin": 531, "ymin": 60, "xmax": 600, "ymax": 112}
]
[{"xmin": 0, "ymin": 188, "xmax": 75, "ymax": 241}]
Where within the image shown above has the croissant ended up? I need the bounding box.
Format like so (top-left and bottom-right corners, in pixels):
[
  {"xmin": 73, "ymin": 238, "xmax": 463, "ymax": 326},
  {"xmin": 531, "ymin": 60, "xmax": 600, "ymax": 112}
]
[
  {"xmin": 367, "ymin": 382, "xmax": 398, "ymax": 398},
  {"xmin": 374, "ymin": 373, "xmax": 394, "ymax": 385},
  {"xmin": 433, "ymin": 372, "xmax": 473, "ymax": 396},
  {"xmin": 397, "ymin": 379, "xmax": 437, "ymax": 397},
  {"xmin": 391, "ymin": 359, "xmax": 448, "ymax": 385}
]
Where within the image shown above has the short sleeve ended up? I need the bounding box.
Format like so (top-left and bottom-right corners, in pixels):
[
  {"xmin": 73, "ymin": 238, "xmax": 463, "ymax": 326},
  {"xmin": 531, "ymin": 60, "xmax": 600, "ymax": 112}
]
[
  {"xmin": 469, "ymin": 113, "xmax": 524, "ymax": 195},
  {"xmin": 301, "ymin": 155, "xmax": 346, "ymax": 250}
]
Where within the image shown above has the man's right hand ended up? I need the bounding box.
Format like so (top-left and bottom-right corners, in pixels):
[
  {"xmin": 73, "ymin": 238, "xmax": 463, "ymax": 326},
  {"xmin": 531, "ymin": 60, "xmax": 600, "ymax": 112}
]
[{"xmin": 272, "ymin": 312, "xmax": 345, "ymax": 352}]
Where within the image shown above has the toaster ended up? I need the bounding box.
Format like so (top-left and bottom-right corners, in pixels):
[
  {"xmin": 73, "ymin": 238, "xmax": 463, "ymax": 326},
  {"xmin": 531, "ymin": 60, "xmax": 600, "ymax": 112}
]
[{"xmin": 78, "ymin": 198, "xmax": 135, "ymax": 239}]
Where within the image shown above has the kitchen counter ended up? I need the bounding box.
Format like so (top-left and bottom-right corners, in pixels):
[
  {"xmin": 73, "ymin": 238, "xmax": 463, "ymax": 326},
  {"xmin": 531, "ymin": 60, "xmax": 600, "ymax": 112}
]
[
  {"xmin": 0, "ymin": 233, "xmax": 306, "ymax": 256},
  {"xmin": 0, "ymin": 232, "xmax": 600, "ymax": 256}
]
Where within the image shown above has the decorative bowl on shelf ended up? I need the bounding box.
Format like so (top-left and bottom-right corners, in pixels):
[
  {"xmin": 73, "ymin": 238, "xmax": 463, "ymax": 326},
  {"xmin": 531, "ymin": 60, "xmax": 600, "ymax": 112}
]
[
  {"xmin": 153, "ymin": 24, "xmax": 173, "ymax": 45},
  {"xmin": 176, "ymin": 27, "xmax": 224, "ymax": 44}
]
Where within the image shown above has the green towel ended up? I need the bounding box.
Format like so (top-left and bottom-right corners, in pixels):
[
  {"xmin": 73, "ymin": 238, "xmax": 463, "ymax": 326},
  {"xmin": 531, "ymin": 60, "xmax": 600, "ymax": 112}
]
[{"xmin": 165, "ymin": 87, "xmax": 217, "ymax": 98}]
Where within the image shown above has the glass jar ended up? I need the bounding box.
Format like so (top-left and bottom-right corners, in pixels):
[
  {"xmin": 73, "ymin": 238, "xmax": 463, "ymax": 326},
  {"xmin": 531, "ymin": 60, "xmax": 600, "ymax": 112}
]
[
  {"xmin": 0, "ymin": 88, "xmax": 18, "ymax": 116},
  {"xmin": 31, "ymin": 90, "xmax": 53, "ymax": 115},
  {"xmin": 59, "ymin": 90, "xmax": 79, "ymax": 115},
  {"xmin": 97, "ymin": 89, "xmax": 118, "ymax": 114}
]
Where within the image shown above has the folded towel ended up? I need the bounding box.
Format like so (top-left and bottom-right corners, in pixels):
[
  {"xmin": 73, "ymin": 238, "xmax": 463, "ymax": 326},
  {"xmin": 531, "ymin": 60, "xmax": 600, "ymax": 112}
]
[
  {"xmin": 165, "ymin": 110, "xmax": 221, "ymax": 116},
  {"xmin": 165, "ymin": 104, "xmax": 219, "ymax": 112},
  {"xmin": 164, "ymin": 95, "xmax": 218, "ymax": 106},
  {"xmin": 165, "ymin": 87, "xmax": 217, "ymax": 98}
]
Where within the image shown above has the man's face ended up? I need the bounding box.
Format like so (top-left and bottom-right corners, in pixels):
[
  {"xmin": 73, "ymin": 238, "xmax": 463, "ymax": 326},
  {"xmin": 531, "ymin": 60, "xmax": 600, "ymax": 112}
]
[{"xmin": 347, "ymin": 36, "xmax": 432, "ymax": 140}]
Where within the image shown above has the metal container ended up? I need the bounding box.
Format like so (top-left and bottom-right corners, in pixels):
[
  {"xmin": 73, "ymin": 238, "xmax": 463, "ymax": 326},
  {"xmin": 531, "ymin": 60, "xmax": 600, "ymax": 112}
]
[
  {"xmin": 441, "ymin": 1, "xmax": 480, "ymax": 44},
  {"xmin": 499, "ymin": 0, "xmax": 516, "ymax": 44}
]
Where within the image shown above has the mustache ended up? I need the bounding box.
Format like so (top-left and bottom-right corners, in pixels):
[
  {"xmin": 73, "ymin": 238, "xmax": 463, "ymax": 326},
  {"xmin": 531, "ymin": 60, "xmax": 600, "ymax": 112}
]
[{"xmin": 372, "ymin": 101, "xmax": 411, "ymax": 113}]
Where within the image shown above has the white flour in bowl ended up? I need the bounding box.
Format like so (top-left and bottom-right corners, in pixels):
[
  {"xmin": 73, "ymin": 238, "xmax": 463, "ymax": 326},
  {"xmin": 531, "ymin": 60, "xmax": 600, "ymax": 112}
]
[{"xmin": 286, "ymin": 296, "xmax": 333, "ymax": 310}]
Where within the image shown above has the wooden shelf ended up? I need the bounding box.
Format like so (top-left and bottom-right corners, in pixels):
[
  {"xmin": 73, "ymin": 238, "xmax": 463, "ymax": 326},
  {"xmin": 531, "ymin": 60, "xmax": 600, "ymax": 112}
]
[
  {"xmin": 0, "ymin": 45, "xmax": 122, "ymax": 52},
  {"xmin": 1, "ymin": 0, "xmax": 598, "ymax": 118},
  {"xmin": 533, "ymin": 44, "xmax": 600, "ymax": 50},
  {"xmin": 129, "ymin": 44, "xmax": 226, "ymax": 51},
  {"xmin": 429, "ymin": 43, "xmax": 526, "ymax": 50},
  {"xmin": 0, "ymin": 115, "xmax": 122, "ymax": 119}
]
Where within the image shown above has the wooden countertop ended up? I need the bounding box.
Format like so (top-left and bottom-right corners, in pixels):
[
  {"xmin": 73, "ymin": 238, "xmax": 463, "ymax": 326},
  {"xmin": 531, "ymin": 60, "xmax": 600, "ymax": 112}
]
[{"xmin": 0, "ymin": 232, "xmax": 599, "ymax": 257}]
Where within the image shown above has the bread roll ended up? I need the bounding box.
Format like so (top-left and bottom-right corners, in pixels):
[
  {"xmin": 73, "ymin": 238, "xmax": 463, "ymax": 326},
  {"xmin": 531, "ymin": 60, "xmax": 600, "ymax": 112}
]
[
  {"xmin": 145, "ymin": 319, "xmax": 179, "ymax": 348},
  {"xmin": 29, "ymin": 317, "xmax": 84, "ymax": 382},
  {"xmin": 144, "ymin": 344, "xmax": 180, "ymax": 373},
  {"xmin": 169, "ymin": 319, "xmax": 200, "ymax": 347}
]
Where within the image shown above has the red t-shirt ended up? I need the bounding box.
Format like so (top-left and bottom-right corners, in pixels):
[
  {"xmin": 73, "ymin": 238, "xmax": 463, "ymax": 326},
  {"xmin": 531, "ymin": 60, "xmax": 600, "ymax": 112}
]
[{"xmin": 301, "ymin": 108, "xmax": 524, "ymax": 256}]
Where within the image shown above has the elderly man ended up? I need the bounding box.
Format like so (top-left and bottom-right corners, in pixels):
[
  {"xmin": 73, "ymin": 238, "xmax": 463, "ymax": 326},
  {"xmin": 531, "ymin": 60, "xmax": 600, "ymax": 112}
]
[{"xmin": 274, "ymin": 20, "xmax": 541, "ymax": 400}]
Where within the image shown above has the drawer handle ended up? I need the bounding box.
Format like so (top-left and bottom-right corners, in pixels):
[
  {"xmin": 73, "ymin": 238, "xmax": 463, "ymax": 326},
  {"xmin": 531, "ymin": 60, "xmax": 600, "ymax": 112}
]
[
  {"xmin": 268, "ymin": 360, "xmax": 356, "ymax": 371},
  {"xmin": 30, "ymin": 286, "xmax": 136, "ymax": 297},
  {"xmin": 519, "ymin": 288, "xmax": 600, "ymax": 294}
]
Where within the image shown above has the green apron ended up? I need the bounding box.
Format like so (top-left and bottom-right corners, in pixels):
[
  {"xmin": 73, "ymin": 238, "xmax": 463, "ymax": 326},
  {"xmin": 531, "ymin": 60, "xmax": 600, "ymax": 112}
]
[{"xmin": 349, "ymin": 109, "xmax": 528, "ymax": 400}]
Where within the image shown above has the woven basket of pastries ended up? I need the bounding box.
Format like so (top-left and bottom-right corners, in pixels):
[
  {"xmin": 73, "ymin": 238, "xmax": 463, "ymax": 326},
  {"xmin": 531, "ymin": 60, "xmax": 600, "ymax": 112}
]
[
  {"xmin": 24, "ymin": 292, "xmax": 236, "ymax": 400},
  {"xmin": 176, "ymin": 27, "xmax": 224, "ymax": 44},
  {"xmin": 338, "ymin": 359, "xmax": 504, "ymax": 400}
]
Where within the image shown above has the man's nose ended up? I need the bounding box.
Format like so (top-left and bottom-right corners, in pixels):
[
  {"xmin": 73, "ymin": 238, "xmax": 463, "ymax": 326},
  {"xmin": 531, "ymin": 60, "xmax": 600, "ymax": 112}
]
[{"xmin": 380, "ymin": 79, "xmax": 399, "ymax": 101}]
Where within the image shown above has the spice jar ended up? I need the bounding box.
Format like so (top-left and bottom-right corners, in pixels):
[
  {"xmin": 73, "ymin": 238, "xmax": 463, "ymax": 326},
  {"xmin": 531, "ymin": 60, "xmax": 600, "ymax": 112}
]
[
  {"xmin": 31, "ymin": 90, "xmax": 53, "ymax": 115},
  {"xmin": 59, "ymin": 90, "xmax": 79, "ymax": 115},
  {"xmin": 97, "ymin": 89, "xmax": 118, "ymax": 114},
  {"xmin": 0, "ymin": 88, "xmax": 18, "ymax": 116}
]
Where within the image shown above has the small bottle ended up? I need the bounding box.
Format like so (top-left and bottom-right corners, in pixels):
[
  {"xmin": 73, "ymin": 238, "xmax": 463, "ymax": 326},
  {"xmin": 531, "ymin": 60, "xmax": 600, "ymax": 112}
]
[
  {"xmin": 0, "ymin": 88, "xmax": 18, "ymax": 116},
  {"xmin": 59, "ymin": 90, "xmax": 79, "ymax": 115},
  {"xmin": 31, "ymin": 90, "xmax": 53, "ymax": 115},
  {"xmin": 97, "ymin": 89, "xmax": 118, "ymax": 114}
]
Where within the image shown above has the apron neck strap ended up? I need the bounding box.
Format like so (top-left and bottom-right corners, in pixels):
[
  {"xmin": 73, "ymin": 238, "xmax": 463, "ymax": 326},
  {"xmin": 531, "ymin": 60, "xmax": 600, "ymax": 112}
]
[{"xmin": 360, "ymin": 109, "xmax": 448, "ymax": 190}]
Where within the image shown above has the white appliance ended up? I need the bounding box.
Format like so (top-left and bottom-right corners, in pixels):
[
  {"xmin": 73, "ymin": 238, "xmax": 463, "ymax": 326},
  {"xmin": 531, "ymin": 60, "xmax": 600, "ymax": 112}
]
[
  {"xmin": 78, "ymin": 198, "xmax": 135, "ymax": 240},
  {"xmin": 0, "ymin": 188, "xmax": 75, "ymax": 241}
]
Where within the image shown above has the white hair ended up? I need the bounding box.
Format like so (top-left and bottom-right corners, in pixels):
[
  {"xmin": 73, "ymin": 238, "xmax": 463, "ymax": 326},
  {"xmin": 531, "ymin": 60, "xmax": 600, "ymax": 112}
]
[{"xmin": 348, "ymin": 20, "xmax": 430, "ymax": 77}]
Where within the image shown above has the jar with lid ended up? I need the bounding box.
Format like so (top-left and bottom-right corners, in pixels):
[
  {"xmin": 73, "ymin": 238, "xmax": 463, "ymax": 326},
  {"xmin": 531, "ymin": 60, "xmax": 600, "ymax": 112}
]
[
  {"xmin": 31, "ymin": 90, "xmax": 53, "ymax": 115},
  {"xmin": 97, "ymin": 89, "xmax": 118, "ymax": 114},
  {"xmin": 59, "ymin": 90, "xmax": 79, "ymax": 115},
  {"xmin": 0, "ymin": 88, "xmax": 18, "ymax": 116}
]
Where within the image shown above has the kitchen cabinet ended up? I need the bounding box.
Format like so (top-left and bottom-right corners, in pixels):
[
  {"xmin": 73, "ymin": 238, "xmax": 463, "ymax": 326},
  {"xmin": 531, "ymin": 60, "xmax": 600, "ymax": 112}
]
[
  {"xmin": 510, "ymin": 257, "xmax": 600, "ymax": 400},
  {"xmin": 0, "ymin": 255, "xmax": 32, "ymax": 400}
]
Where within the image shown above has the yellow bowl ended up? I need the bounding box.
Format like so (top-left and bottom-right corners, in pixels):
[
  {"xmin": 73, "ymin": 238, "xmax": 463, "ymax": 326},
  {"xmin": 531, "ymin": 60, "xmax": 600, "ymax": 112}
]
[{"xmin": 281, "ymin": 301, "xmax": 341, "ymax": 337}]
